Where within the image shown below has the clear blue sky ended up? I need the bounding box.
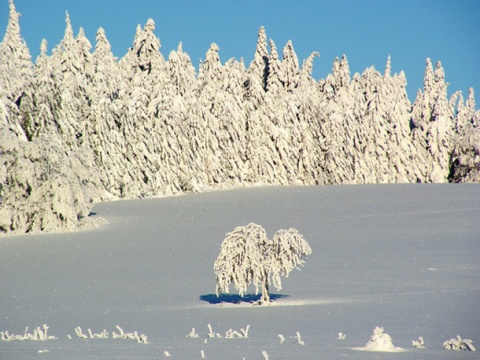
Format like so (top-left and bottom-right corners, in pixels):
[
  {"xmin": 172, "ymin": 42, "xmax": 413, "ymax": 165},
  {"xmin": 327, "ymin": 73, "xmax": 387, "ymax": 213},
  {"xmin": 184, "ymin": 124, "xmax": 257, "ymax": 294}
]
[{"xmin": 1, "ymin": 0, "xmax": 479, "ymax": 102}]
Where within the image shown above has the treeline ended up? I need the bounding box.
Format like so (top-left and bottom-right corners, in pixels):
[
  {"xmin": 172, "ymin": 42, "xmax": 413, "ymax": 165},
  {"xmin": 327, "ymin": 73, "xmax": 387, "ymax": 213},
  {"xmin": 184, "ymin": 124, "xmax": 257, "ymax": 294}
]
[{"xmin": 0, "ymin": 0, "xmax": 479, "ymax": 234}]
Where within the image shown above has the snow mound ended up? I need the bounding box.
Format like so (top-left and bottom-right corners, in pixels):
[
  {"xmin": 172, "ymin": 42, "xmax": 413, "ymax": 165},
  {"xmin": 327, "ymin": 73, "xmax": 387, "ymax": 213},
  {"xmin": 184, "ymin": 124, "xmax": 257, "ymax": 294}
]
[
  {"xmin": 354, "ymin": 326, "xmax": 405, "ymax": 352},
  {"xmin": 443, "ymin": 335, "xmax": 476, "ymax": 351}
]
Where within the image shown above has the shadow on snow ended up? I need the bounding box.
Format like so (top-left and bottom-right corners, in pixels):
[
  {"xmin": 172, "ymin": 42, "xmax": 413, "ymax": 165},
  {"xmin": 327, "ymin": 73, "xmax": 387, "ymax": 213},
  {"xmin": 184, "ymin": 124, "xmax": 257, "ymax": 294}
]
[{"xmin": 199, "ymin": 293, "xmax": 289, "ymax": 305}]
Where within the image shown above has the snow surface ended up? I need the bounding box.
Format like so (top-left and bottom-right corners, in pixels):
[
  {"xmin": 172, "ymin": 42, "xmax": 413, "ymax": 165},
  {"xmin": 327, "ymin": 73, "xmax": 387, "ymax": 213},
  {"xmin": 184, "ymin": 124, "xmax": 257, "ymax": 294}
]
[{"xmin": 0, "ymin": 184, "xmax": 479, "ymax": 359}]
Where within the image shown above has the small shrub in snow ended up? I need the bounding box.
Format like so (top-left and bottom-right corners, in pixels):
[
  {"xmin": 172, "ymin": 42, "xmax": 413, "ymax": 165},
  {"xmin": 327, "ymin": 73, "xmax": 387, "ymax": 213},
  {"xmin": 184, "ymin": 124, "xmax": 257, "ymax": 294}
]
[
  {"xmin": 214, "ymin": 223, "xmax": 311, "ymax": 304},
  {"xmin": 88, "ymin": 328, "xmax": 109, "ymax": 339},
  {"xmin": 207, "ymin": 324, "xmax": 216, "ymax": 338},
  {"xmin": 291, "ymin": 331, "xmax": 305, "ymax": 345},
  {"xmin": 443, "ymin": 335, "xmax": 476, "ymax": 351},
  {"xmin": 412, "ymin": 336, "xmax": 425, "ymax": 348},
  {"xmin": 186, "ymin": 327, "xmax": 198, "ymax": 338},
  {"xmin": 359, "ymin": 326, "xmax": 401, "ymax": 352},
  {"xmin": 1, "ymin": 324, "xmax": 56, "ymax": 341},
  {"xmin": 74, "ymin": 326, "xmax": 109, "ymax": 339},
  {"xmin": 73, "ymin": 325, "xmax": 147, "ymax": 344},
  {"xmin": 112, "ymin": 325, "xmax": 148, "ymax": 344},
  {"xmin": 225, "ymin": 325, "xmax": 250, "ymax": 339},
  {"xmin": 278, "ymin": 331, "xmax": 305, "ymax": 345},
  {"xmin": 74, "ymin": 326, "xmax": 88, "ymax": 339},
  {"xmin": 206, "ymin": 323, "xmax": 250, "ymax": 339}
]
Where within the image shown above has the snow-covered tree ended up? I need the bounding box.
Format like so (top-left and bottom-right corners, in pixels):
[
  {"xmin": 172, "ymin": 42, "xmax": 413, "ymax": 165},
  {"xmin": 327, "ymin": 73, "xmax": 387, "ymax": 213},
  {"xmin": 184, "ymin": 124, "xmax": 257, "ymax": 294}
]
[
  {"xmin": 214, "ymin": 223, "xmax": 311, "ymax": 304},
  {"xmin": 299, "ymin": 51, "xmax": 319, "ymax": 87},
  {"xmin": 248, "ymin": 26, "xmax": 269, "ymax": 92},
  {"xmin": 280, "ymin": 40, "xmax": 300, "ymax": 92},
  {"xmin": 0, "ymin": 0, "xmax": 32, "ymax": 140},
  {"xmin": 268, "ymin": 228, "xmax": 313, "ymax": 293},
  {"xmin": 266, "ymin": 39, "xmax": 282, "ymax": 93},
  {"xmin": 26, "ymin": 39, "xmax": 58, "ymax": 139},
  {"xmin": 316, "ymin": 55, "xmax": 355, "ymax": 184},
  {"xmin": 117, "ymin": 18, "xmax": 170, "ymax": 197},
  {"xmin": 0, "ymin": 0, "xmax": 32, "ymax": 105},
  {"xmin": 0, "ymin": 127, "xmax": 105, "ymax": 234},
  {"xmin": 120, "ymin": 18, "xmax": 164, "ymax": 79},
  {"xmin": 358, "ymin": 58, "xmax": 422, "ymax": 183},
  {"xmin": 411, "ymin": 59, "xmax": 456, "ymax": 182},
  {"xmin": 426, "ymin": 61, "xmax": 454, "ymax": 182},
  {"xmin": 1, "ymin": 3, "xmax": 479, "ymax": 235},
  {"xmin": 84, "ymin": 27, "xmax": 127, "ymax": 196},
  {"xmin": 443, "ymin": 335, "xmax": 476, "ymax": 351},
  {"xmin": 449, "ymin": 88, "xmax": 480, "ymax": 182},
  {"xmin": 46, "ymin": 12, "xmax": 91, "ymax": 147},
  {"xmin": 361, "ymin": 327, "xmax": 399, "ymax": 352}
]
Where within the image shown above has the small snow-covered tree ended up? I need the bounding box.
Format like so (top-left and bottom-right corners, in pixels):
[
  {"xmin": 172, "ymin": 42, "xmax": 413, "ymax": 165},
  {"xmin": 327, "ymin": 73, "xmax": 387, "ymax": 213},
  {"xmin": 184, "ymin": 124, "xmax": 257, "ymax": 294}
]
[
  {"xmin": 362, "ymin": 326, "xmax": 398, "ymax": 352},
  {"xmin": 214, "ymin": 223, "xmax": 312, "ymax": 304},
  {"xmin": 443, "ymin": 335, "xmax": 476, "ymax": 351},
  {"xmin": 214, "ymin": 223, "xmax": 268, "ymax": 301}
]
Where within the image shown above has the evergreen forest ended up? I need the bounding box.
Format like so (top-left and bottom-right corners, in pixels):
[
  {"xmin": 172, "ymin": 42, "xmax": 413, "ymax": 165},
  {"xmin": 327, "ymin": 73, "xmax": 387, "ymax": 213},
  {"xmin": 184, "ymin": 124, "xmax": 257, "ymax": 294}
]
[{"xmin": 1, "ymin": 0, "xmax": 479, "ymax": 234}]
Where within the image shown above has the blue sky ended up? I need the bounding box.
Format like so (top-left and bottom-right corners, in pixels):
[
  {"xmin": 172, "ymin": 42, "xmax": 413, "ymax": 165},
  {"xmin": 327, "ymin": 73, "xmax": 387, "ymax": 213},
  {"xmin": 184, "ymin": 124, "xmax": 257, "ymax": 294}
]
[{"xmin": 1, "ymin": 0, "xmax": 479, "ymax": 102}]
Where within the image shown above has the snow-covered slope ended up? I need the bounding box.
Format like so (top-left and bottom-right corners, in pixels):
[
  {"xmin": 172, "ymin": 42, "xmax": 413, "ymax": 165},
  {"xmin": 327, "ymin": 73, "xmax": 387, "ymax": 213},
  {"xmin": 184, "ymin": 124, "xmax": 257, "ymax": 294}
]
[{"xmin": 1, "ymin": 184, "xmax": 478, "ymax": 359}]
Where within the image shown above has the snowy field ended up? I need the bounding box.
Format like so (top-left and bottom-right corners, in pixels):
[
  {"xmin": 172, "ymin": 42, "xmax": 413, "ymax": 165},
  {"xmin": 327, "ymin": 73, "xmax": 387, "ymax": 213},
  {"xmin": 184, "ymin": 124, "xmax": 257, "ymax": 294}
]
[{"xmin": 1, "ymin": 184, "xmax": 479, "ymax": 359}]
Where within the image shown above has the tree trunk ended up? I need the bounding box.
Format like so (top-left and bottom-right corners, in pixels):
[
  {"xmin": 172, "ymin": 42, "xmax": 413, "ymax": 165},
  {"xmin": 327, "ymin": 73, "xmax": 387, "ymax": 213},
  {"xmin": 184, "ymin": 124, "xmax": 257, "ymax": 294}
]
[{"xmin": 260, "ymin": 271, "xmax": 270, "ymax": 303}]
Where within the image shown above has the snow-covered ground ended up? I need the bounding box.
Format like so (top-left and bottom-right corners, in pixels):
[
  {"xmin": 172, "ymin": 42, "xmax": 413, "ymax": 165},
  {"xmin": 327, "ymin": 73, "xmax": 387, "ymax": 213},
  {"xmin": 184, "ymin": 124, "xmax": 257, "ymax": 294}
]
[{"xmin": 1, "ymin": 184, "xmax": 479, "ymax": 359}]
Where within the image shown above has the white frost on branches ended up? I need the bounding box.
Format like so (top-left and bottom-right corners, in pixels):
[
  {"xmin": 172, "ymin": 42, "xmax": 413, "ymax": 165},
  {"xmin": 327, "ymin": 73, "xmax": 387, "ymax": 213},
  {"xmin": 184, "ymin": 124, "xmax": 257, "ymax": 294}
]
[
  {"xmin": 443, "ymin": 335, "xmax": 476, "ymax": 351},
  {"xmin": 358, "ymin": 326, "xmax": 403, "ymax": 352},
  {"xmin": 1, "ymin": 324, "xmax": 56, "ymax": 342},
  {"xmin": 214, "ymin": 223, "xmax": 312, "ymax": 304},
  {"xmin": 1, "ymin": 0, "xmax": 479, "ymax": 235}
]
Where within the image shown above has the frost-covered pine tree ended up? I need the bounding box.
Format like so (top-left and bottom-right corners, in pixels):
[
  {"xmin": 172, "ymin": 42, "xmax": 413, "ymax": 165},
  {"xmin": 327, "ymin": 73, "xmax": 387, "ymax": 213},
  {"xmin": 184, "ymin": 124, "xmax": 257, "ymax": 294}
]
[
  {"xmin": 0, "ymin": 0, "xmax": 32, "ymax": 140},
  {"xmin": 299, "ymin": 51, "xmax": 319, "ymax": 88},
  {"xmin": 426, "ymin": 61, "xmax": 454, "ymax": 182},
  {"xmin": 248, "ymin": 26, "xmax": 269, "ymax": 92},
  {"xmin": 214, "ymin": 223, "xmax": 311, "ymax": 304},
  {"xmin": 280, "ymin": 40, "xmax": 300, "ymax": 92},
  {"xmin": 164, "ymin": 42, "xmax": 206, "ymax": 192},
  {"xmin": 243, "ymin": 29, "xmax": 273, "ymax": 184},
  {"xmin": 0, "ymin": 0, "xmax": 32, "ymax": 104},
  {"xmin": 411, "ymin": 59, "xmax": 455, "ymax": 182},
  {"xmin": 46, "ymin": 12, "xmax": 91, "ymax": 148},
  {"xmin": 195, "ymin": 42, "xmax": 227, "ymax": 188},
  {"xmin": 266, "ymin": 39, "xmax": 282, "ymax": 93},
  {"xmin": 27, "ymin": 40, "xmax": 58, "ymax": 139},
  {"xmin": 359, "ymin": 57, "xmax": 422, "ymax": 183},
  {"xmin": 316, "ymin": 56, "xmax": 355, "ymax": 184},
  {"xmin": 85, "ymin": 27, "xmax": 127, "ymax": 197},
  {"xmin": 117, "ymin": 18, "xmax": 169, "ymax": 197},
  {"xmin": 168, "ymin": 42, "xmax": 196, "ymax": 97},
  {"xmin": 449, "ymin": 88, "xmax": 480, "ymax": 182}
]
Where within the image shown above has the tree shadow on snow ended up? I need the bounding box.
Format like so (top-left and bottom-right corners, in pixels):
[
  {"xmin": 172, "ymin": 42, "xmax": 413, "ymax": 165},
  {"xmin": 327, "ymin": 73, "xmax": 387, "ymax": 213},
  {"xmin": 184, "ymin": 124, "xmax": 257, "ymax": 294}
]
[{"xmin": 199, "ymin": 293, "xmax": 289, "ymax": 305}]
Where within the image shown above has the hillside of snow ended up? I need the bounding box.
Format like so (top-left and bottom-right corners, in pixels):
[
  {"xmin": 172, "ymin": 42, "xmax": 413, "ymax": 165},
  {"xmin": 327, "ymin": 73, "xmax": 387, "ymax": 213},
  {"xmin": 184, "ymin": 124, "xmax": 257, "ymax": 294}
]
[{"xmin": 1, "ymin": 184, "xmax": 479, "ymax": 359}]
